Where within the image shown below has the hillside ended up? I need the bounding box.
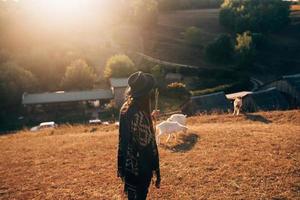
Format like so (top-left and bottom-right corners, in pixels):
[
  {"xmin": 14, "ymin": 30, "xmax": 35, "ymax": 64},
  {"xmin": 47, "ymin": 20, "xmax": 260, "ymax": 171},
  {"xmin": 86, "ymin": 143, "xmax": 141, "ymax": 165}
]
[
  {"xmin": 144, "ymin": 9, "xmax": 223, "ymax": 66},
  {"xmin": 143, "ymin": 7, "xmax": 300, "ymax": 81},
  {"xmin": 0, "ymin": 110, "xmax": 299, "ymax": 199}
]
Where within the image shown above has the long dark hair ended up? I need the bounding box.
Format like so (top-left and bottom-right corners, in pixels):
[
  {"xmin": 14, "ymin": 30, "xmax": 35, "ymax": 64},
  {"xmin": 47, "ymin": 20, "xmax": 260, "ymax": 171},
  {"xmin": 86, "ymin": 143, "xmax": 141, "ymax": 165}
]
[{"xmin": 121, "ymin": 87, "xmax": 152, "ymax": 115}]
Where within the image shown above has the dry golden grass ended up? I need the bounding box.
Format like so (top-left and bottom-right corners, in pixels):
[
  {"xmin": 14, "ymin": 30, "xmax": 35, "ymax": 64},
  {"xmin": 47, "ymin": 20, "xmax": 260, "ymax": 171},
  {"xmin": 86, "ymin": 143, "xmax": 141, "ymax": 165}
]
[
  {"xmin": 291, "ymin": 5, "xmax": 300, "ymax": 11},
  {"xmin": 0, "ymin": 110, "xmax": 299, "ymax": 200}
]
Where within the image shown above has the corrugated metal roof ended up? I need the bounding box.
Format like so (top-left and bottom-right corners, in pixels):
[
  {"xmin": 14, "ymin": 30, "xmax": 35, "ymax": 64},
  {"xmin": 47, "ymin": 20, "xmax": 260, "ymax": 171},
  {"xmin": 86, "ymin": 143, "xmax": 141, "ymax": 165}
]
[
  {"xmin": 22, "ymin": 89, "xmax": 113, "ymax": 105},
  {"xmin": 283, "ymin": 73, "xmax": 300, "ymax": 90},
  {"xmin": 110, "ymin": 78, "xmax": 128, "ymax": 88},
  {"xmin": 226, "ymin": 91, "xmax": 253, "ymax": 100}
]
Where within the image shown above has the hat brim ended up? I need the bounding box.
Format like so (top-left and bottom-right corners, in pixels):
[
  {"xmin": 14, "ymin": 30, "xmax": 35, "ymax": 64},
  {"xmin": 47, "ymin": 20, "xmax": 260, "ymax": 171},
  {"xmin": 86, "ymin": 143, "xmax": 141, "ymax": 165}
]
[{"xmin": 130, "ymin": 74, "xmax": 155, "ymax": 98}]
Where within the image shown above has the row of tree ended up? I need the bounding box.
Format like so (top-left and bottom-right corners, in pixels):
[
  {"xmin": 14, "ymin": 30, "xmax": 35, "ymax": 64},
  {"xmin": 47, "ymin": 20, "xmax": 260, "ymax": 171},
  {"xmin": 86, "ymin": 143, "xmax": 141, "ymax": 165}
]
[
  {"xmin": 183, "ymin": 0, "xmax": 291, "ymax": 71},
  {"xmin": 0, "ymin": 54, "xmax": 137, "ymax": 110},
  {"xmin": 0, "ymin": 0, "xmax": 159, "ymax": 114},
  {"xmin": 219, "ymin": 0, "xmax": 291, "ymax": 33},
  {"xmin": 205, "ymin": 31, "xmax": 260, "ymax": 69}
]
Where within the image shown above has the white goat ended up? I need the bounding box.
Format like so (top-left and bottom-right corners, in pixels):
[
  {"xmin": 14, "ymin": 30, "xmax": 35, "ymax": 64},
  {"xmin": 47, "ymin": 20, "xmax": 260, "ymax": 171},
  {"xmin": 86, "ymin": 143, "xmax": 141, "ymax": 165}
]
[
  {"xmin": 167, "ymin": 114, "xmax": 187, "ymax": 126},
  {"xmin": 156, "ymin": 121, "xmax": 188, "ymax": 144},
  {"xmin": 233, "ymin": 97, "xmax": 243, "ymax": 115}
]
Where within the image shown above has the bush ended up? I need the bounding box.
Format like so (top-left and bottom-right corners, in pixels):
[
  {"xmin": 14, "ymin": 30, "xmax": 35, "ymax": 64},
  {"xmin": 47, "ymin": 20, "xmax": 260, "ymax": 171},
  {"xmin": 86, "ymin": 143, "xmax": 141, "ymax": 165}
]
[
  {"xmin": 61, "ymin": 59, "xmax": 96, "ymax": 90},
  {"xmin": 166, "ymin": 82, "xmax": 190, "ymax": 98},
  {"xmin": 251, "ymin": 33, "xmax": 269, "ymax": 50},
  {"xmin": 183, "ymin": 26, "xmax": 202, "ymax": 47},
  {"xmin": 0, "ymin": 62, "xmax": 37, "ymax": 109},
  {"xmin": 219, "ymin": 0, "xmax": 291, "ymax": 33},
  {"xmin": 235, "ymin": 31, "xmax": 255, "ymax": 69},
  {"xmin": 151, "ymin": 65, "xmax": 165, "ymax": 87},
  {"xmin": 104, "ymin": 54, "xmax": 137, "ymax": 79},
  {"xmin": 132, "ymin": 0, "xmax": 158, "ymax": 28},
  {"xmin": 205, "ymin": 34, "xmax": 234, "ymax": 64}
]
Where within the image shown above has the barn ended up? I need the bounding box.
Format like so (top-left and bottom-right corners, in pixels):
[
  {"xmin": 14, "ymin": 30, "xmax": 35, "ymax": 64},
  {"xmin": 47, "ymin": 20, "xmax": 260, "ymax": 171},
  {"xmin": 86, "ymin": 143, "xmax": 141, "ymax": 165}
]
[
  {"xmin": 22, "ymin": 89, "xmax": 114, "ymax": 122},
  {"xmin": 181, "ymin": 91, "xmax": 231, "ymax": 116},
  {"xmin": 242, "ymin": 87, "xmax": 290, "ymax": 112},
  {"xmin": 110, "ymin": 78, "xmax": 128, "ymax": 108},
  {"xmin": 165, "ymin": 73, "xmax": 183, "ymax": 84},
  {"xmin": 225, "ymin": 91, "xmax": 253, "ymax": 101},
  {"xmin": 257, "ymin": 74, "xmax": 300, "ymax": 108}
]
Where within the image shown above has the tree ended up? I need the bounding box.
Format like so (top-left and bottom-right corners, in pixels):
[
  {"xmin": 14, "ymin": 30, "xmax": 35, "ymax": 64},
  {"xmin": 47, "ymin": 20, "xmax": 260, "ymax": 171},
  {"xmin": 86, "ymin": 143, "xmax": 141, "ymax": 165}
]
[
  {"xmin": 183, "ymin": 26, "xmax": 203, "ymax": 47},
  {"xmin": 61, "ymin": 59, "xmax": 96, "ymax": 91},
  {"xmin": 235, "ymin": 31, "xmax": 255, "ymax": 69},
  {"xmin": 132, "ymin": 0, "xmax": 158, "ymax": 28},
  {"xmin": 151, "ymin": 65, "xmax": 165, "ymax": 87},
  {"xmin": 205, "ymin": 34, "xmax": 234, "ymax": 64},
  {"xmin": 104, "ymin": 54, "xmax": 137, "ymax": 79},
  {"xmin": 219, "ymin": 0, "xmax": 291, "ymax": 33},
  {"xmin": 0, "ymin": 62, "xmax": 37, "ymax": 109}
]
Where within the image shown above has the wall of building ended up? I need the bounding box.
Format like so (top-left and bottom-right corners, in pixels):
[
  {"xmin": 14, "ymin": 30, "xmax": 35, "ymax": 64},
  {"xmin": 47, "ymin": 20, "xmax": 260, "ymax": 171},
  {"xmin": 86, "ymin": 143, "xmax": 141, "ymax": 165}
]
[
  {"xmin": 114, "ymin": 87, "xmax": 127, "ymax": 108},
  {"xmin": 260, "ymin": 80, "xmax": 300, "ymax": 107}
]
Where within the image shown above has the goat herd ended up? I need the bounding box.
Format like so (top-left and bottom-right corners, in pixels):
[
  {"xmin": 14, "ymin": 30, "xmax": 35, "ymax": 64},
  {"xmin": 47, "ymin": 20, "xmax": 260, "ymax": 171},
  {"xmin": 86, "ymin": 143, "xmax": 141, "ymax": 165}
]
[{"xmin": 155, "ymin": 114, "xmax": 188, "ymax": 145}]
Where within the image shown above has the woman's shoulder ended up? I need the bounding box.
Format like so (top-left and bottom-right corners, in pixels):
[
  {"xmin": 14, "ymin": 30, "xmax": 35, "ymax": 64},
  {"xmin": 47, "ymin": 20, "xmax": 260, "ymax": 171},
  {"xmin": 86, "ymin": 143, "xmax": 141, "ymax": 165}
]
[{"xmin": 120, "ymin": 103, "xmax": 141, "ymax": 118}]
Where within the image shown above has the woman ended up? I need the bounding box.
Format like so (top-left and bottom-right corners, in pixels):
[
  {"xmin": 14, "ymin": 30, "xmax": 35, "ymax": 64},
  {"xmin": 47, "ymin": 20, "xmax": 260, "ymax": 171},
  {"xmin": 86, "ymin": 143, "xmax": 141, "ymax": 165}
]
[{"xmin": 117, "ymin": 71, "xmax": 161, "ymax": 200}]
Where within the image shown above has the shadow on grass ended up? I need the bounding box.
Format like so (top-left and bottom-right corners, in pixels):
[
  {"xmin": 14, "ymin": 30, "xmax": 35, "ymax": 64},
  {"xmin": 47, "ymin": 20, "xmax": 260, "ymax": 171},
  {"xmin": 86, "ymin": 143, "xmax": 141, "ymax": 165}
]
[
  {"xmin": 244, "ymin": 113, "xmax": 272, "ymax": 124},
  {"xmin": 160, "ymin": 133, "xmax": 199, "ymax": 153}
]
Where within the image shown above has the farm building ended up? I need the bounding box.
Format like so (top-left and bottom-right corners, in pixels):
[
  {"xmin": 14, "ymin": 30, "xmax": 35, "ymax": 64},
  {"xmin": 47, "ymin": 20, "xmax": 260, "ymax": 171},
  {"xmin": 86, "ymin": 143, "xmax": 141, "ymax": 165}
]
[
  {"xmin": 242, "ymin": 87, "xmax": 290, "ymax": 112},
  {"xmin": 110, "ymin": 78, "xmax": 128, "ymax": 108},
  {"xmin": 22, "ymin": 90, "xmax": 113, "ymax": 106},
  {"xmin": 22, "ymin": 89, "xmax": 114, "ymax": 122},
  {"xmin": 225, "ymin": 91, "xmax": 253, "ymax": 100},
  {"xmin": 257, "ymin": 74, "xmax": 300, "ymax": 108},
  {"xmin": 181, "ymin": 91, "xmax": 231, "ymax": 116},
  {"xmin": 165, "ymin": 73, "xmax": 183, "ymax": 84}
]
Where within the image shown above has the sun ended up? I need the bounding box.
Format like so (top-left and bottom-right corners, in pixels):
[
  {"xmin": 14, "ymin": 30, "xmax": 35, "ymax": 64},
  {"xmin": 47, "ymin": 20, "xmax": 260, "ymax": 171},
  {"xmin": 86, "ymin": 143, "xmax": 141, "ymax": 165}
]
[
  {"xmin": 37, "ymin": 0, "xmax": 85, "ymax": 19},
  {"xmin": 23, "ymin": 0, "xmax": 101, "ymax": 27}
]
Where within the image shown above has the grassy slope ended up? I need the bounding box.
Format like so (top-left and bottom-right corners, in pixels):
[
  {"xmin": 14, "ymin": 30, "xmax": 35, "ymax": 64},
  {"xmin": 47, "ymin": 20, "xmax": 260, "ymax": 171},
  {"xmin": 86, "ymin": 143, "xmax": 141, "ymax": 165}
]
[
  {"xmin": 0, "ymin": 110, "xmax": 299, "ymax": 200},
  {"xmin": 145, "ymin": 7, "xmax": 300, "ymax": 81},
  {"xmin": 145, "ymin": 9, "xmax": 223, "ymax": 66}
]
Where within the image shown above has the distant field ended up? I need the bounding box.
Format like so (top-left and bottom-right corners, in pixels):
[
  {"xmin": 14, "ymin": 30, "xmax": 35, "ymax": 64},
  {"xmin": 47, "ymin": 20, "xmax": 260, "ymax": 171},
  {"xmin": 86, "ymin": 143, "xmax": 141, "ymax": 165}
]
[
  {"xmin": 0, "ymin": 110, "xmax": 299, "ymax": 199},
  {"xmin": 158, "ymin": 9, "xmax": 223, "ymax": 34}
]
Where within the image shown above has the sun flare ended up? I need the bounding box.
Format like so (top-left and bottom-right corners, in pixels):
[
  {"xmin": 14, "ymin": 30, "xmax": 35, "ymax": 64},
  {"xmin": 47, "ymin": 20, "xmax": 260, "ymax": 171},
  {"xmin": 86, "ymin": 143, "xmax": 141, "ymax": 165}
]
[{"xmin": 33, "ymin": 0, "xmax": 87, "ymax": 22}]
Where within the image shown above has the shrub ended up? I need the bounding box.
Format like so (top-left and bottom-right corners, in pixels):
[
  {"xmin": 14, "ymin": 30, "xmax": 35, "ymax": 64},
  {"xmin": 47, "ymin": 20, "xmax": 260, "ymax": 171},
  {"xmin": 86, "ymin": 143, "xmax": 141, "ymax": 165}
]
[
  {"xmin": 205, "ymin": 34, "xmax": 234, "ymax": 64},
  {"xmin": 167, "ymin": 82, "xmax": 190, "ymax": 98},
  {"xmin": 151, "ymin": 65, "xmax": 165, "ymax": 87},
  {"xmin": 251, "ymin": 33, "xmax": 269, "ymax": 50},
  {"xmin": 235, "ymin": 31, "xmax": 255, "ymax": 69},
  {"xmin": 132, "ymin": 0, "xmax": 158, "ymax": 28},
  {"xmin": 0, "ymin": 62, "xmax": 37, "ymax": 109},
  {"xmin": 104, "ymin": 54, "xmax": 137, "ymax": 79},
  {"xmin": 61, "ymin": 59, "xmax": 96, "ymax": 90},
  {"xmin": 219, "ymin": 0, "xmax": 291, "ymax": 33},
  {"xmin": 183, "ymin": 26, "xmax": 202, "ymax": 47}
]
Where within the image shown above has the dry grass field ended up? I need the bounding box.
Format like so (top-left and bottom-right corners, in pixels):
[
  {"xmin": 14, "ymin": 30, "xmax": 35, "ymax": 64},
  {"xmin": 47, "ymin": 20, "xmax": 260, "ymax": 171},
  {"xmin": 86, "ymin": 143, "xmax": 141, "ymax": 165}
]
[
  {"xmin": 0, "ymin": 110, "xmax": 299, "ymax": 200},
  {"xmin": 292, "ymin": 5, "xmax": 300, "ymax": 12}
]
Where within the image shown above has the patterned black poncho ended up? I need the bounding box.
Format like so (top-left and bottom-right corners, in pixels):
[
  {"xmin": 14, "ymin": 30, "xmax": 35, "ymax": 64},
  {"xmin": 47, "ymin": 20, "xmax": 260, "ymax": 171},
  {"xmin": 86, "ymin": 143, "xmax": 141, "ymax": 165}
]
[{"xmin": 117, "ymin": 103, "xmax": 160, "ymax": 196}]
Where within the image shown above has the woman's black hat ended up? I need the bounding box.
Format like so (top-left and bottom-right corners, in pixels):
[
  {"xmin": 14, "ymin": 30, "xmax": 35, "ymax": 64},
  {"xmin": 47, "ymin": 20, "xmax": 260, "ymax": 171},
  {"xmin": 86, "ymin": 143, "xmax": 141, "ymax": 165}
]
[{"xmin": 128, "ymin": 71, "xmax": 155, "ymax": 98}]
